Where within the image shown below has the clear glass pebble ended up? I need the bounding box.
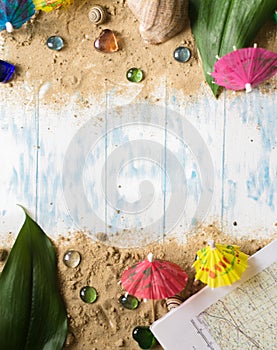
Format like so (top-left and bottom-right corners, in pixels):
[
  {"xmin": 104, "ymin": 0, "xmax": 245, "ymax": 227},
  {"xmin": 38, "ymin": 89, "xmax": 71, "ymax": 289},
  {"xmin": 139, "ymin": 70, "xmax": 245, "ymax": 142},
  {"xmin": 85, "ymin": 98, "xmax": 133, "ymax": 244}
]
[
  {"xmin": 80, "ymin": 286, "xmax": 98, "ymax": 303},
  {"xmin": 63, "ymin": 250, "xmax": 81, "ymax": 268},
  {"xmin": 119, "ymin": 294, "xmax": 139, "ymax": 310},
  {"xmin": 46, "ymin": 36, "xmax": 64, "ymax": 51},
  {"xmin": 126, "ymin": 68, "xmax": 144, "ymax": 82},
  {"xmin": 173, "ymin": 46, "xmax": 191, "ymax": 63}
]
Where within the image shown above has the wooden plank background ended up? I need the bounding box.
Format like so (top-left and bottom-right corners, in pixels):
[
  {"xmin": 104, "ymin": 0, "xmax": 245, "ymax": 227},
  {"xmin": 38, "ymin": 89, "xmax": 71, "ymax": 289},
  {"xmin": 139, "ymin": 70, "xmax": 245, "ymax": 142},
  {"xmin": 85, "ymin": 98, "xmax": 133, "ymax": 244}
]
[{"xmin": 0, "ymin": 81, "xmax": 276, "ymax": 247}]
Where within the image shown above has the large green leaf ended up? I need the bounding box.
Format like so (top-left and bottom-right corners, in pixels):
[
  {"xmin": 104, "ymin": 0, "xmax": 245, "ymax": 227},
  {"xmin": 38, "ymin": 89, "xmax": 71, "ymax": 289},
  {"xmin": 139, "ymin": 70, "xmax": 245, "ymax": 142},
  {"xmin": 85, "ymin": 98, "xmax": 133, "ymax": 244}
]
[
  {"xmin": 189, "ymin": 0, "xmax": 276, "ymax": 97},
  {"xmin": 0, "ymin": 208, "xmax": 67, "ymax": 350}
]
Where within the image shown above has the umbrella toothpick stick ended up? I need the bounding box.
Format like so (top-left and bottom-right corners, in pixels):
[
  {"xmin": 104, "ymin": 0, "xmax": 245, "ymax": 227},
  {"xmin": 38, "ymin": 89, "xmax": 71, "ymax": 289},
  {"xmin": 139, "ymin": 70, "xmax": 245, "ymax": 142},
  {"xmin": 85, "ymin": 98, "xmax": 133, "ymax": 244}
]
[
  {"xmin": 151, "ymin": 299, "xmax": 155, "ymax": 323},
  {"xmin": 5, "ymin": 22, "xmax": 13, "ymax": 33},
  {"xmin": 147, "ymin": 254, "xmax": 156, "ymax": 322}
]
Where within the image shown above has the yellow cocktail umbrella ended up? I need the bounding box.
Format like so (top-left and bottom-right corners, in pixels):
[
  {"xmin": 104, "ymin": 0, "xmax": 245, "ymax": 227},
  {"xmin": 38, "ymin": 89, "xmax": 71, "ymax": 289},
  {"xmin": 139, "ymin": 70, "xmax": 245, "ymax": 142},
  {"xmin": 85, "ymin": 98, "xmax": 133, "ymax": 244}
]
[
  {"xmin": 33, "ymin": 0, "xmax": 72, "ymax": 12},
  {"xmin": 193, "ymin": 240, "xmax": 248, "ymax": 288}
]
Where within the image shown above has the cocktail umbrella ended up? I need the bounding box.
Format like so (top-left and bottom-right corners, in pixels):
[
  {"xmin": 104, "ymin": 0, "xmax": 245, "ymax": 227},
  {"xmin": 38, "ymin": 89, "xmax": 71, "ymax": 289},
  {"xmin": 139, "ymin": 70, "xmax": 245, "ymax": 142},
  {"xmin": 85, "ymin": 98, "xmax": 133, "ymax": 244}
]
[
  {"xmin": 121, "ymin": 253, "xmax": 188, "ymax": 321},
  {"xmin": 0, "ymin": 0, "xmax": 35, "ymax": 33},
  {"xmin": 211, "ymin": 44, "xmax": 277, "ymax": 93},
  {"xmin": 193, "ymin": 240, "xmax": 248, "ymax": 288},
  {"xmin": 32, "ymin": 0, "xmax": 71, "ymax": 12}
]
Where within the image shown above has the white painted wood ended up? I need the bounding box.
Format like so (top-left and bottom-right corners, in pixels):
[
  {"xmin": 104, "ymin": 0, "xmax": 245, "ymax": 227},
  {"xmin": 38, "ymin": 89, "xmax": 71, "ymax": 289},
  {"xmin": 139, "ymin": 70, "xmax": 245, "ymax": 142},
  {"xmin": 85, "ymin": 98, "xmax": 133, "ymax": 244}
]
[
  {"xmin": 222, "ymin": 89, "xmax": 277, "ymax": 239},
  {"xmin": 0, "ymin": 81, "xmax": 276, "ymax": 247},
  {"xmin": 0, "ymin": 87, "xmax": 38, "ymax": 246}
]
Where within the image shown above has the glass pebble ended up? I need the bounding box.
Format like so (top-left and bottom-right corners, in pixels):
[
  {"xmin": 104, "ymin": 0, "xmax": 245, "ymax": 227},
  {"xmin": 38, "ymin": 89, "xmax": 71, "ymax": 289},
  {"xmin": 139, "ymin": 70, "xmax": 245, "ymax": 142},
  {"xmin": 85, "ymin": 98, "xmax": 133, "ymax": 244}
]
[
  {"xmin": 63, "ymin": 250, "xmax": 81, "ymax": 268},
  {"xmin": 119, "ymin": 294, "xmax": 139, "ymax": 310},
  {"xmin": 46, "ymin": 36, "xmax": 64, "ymax": 51},
  {"xmin": 126, "ymin": 68, "xmax": 144, "ymax": 82},
  {"xmin": 0, "ymin": 59, "xmax": 15, "ymax": 83},
  {"xmin": 173, "ymin": 46, "xmax": 191, "ymax": 63},
  {"xmin": 132, "ymin": 326, "xmax": 156, "ymax": 349},
  {"xmin": 94, "ymin": 29, "xmax": 119, "ymax": 53},
  {"xmin": 274, "ymin": 10, "xmax": 277, "ymax": 24},
  {"xmin": 80, "ymin": 286, "xmax": 98, "ymax": 303}
]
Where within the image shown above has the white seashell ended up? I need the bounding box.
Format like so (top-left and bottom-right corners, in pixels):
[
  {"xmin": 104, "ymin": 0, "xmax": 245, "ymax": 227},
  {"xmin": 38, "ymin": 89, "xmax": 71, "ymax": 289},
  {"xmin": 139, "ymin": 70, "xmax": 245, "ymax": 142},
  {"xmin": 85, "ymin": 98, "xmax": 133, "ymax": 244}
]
[
  {"xmin": 165, "ymin": 295, "xmax": 184, "ymax": 311},
  {"xmin": 127, "ymin": 0, "xmax": 186, "ymax": 44},
  {"xmin": 88, "ymin": 5, "xmax": 107, "ymax": 25}
]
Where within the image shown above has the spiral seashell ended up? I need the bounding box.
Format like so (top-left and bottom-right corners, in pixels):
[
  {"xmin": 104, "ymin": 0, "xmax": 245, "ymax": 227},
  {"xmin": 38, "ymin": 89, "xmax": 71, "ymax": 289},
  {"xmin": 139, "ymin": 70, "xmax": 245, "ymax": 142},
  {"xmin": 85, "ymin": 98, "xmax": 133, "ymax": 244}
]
[
  {"xmin": 127, "ymin": 0, "xmax": 186, "ymax": 44},
  {"xmin": 88, "ymin": 5, "xmax": 107, "ymax": 25},
  {"xmin": 165, "ymin": 295, "xmax": 184, "ymax": 311}
]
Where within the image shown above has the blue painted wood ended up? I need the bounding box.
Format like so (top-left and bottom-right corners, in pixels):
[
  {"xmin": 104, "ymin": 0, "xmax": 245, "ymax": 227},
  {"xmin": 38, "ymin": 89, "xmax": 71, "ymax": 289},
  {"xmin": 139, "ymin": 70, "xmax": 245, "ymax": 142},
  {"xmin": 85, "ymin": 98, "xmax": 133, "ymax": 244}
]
[
  {"xmin": 0, "ymin": 82, "xmax": 276, "ymax": 247},
  {"xmin": 0, "ymin": 86, "xmax": 38, "ymax": 245},
  {"xmin": 222, "ymin": 88, "xmax": 277, "ymax": 238}
]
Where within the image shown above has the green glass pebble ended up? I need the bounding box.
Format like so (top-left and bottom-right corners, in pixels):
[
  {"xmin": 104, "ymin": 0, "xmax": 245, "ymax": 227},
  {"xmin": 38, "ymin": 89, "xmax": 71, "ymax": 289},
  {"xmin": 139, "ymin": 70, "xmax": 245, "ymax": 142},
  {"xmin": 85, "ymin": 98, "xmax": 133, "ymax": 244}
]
[
  {"xmin": 274, "ymin": 10, "xmax": 277, "ymax": 24},
  {"xmin": 80, "ymin": 286, "xmax": 98, "ymax": 303},
  {"xmin": 119, "ymin": 294, "xmax": 139, "ymax": 310},
  {"xmin": 46, "ymin": 36, "xmax": 64, "ymax": 51},
  {"xmin": 173, "ymin": 46, "xmax": 191, "ymax": 63},
  {"xmin": 126, "ymin": 67, "xmax": 144, "ymax": 82},
  {"xmin": 63, "ymin": 249, "xmax": 81, "ymax": 268},
  {"xmin": 132, "ymin": 326, "xmax": 157, "ymax": 349}
]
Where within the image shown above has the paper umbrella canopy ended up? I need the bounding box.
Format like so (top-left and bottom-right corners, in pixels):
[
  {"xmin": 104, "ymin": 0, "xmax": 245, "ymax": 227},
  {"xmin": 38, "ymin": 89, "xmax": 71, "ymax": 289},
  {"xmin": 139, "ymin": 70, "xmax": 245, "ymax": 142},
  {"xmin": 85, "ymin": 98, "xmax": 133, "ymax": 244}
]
[
  {"xmin": 0, "ymin": 0, "xmax": 35, "ymax": 32},
  {"xmin": 121, "ymin": 253, "xmax": 188, "ymax": 300},
  {"xmin": 32, "ymin": 0, "xmax": 72, "ymax": 12},
  {"xmin": 0, "ymin": 0, "xmax": 72, "ymax": 33},
  {"xmin": 193, "ymin": 240, "xmax": 248, "ymax": 288},
  {"xmin": 211, "ymin": 45, "xmax": 277, "ymax": 93}
]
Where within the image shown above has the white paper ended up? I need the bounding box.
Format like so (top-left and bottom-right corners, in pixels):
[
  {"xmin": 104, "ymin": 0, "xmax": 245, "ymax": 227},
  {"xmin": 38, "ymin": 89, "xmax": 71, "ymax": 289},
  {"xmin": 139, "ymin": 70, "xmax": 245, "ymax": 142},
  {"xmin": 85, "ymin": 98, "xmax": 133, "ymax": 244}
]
[{"xmin": 151, "ymin": 239, "xmax": 277, "ymax": 350}]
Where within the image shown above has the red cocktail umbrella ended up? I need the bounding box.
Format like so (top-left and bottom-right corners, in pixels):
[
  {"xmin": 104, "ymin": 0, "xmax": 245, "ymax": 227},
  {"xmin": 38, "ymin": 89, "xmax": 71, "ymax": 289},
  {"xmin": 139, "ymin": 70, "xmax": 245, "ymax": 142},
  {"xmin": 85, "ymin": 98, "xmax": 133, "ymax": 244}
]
[
  {"xmin": 121, "ymin": 253, "xmax": 188, "ymax": 320},
  {"xmin": 211, "ymin": 45, "xmax": 277, "ymax": 93}
]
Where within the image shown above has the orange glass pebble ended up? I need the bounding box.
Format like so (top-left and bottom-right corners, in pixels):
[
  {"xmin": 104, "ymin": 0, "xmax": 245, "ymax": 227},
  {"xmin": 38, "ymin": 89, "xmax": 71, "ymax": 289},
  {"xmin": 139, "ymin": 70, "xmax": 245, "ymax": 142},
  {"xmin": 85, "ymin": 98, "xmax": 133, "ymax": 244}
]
[{"xmin": 94, "ymin": 29, "xmax": 119, "ymax": 53}]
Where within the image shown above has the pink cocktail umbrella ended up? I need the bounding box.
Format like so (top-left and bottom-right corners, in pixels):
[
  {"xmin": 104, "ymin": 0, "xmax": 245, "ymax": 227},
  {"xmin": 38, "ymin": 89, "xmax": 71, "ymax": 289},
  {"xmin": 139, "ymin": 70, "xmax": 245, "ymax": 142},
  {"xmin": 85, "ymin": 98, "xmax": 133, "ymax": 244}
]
[
  {"xmin": 211, "ymin": 45, "xmax": 277, "ymax": 93},
  {"xmin": 121, "ymin": 253, "xmax": 188, "ymax": 321}
]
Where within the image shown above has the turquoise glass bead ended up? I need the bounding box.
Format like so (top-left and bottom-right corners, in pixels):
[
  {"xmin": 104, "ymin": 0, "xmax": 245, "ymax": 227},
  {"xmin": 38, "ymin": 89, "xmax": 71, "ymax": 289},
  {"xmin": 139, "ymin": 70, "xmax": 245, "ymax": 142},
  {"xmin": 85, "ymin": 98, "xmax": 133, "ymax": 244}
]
[
  {"xmin": 173, "ymin": 46, "xmax": 191, "ymax": 62},
  {"xmin": 46, "ymin": 36, "xmax": 64, "ymax": 51}
]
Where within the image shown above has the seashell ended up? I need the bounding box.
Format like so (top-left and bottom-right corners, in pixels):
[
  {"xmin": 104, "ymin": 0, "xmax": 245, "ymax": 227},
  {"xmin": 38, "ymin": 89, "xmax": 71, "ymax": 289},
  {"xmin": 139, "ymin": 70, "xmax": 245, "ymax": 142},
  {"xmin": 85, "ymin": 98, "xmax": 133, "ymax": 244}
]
[
  {"xmin": 165, "ymin": 295, "xmax": 184, "ymax": 311},
  {"xmin": 88, "ymin": 5, "xmax": 107, "ymax": 25},
  {"xmin": 127, "ymin": 0, "xmax": 186, "ymax": 44}
]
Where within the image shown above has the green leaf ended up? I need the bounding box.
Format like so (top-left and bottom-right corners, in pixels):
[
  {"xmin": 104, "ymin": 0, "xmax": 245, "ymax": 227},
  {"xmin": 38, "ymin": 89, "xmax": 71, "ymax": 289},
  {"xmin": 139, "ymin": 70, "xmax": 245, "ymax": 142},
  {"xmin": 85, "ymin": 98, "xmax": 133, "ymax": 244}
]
[
  {"xmin": 189, "ymin": 0, "xmax": 276, "ymax": 97},
  {"xmin": 0, "ymin": 207, "xmax": 67, "ymax": 350}
]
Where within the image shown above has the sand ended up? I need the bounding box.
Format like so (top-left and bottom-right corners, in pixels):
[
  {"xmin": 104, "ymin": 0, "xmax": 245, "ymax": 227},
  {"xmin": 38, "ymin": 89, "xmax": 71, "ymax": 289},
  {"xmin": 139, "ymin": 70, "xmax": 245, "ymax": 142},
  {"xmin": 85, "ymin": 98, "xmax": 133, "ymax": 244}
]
[
  {"xmin": 1, "ymin": 0, "xmax": 275, "ymax": 104},
  {"xmin": 0, "ymin": 1, "xmax": 276, "ymax": 349},
  {"xmin": 0, "ymin": 0, "xmax": 203, "ymax": 106},
  {"xmin": 56, "ymin": 225, "xmax": 273, "ymax": 350}
]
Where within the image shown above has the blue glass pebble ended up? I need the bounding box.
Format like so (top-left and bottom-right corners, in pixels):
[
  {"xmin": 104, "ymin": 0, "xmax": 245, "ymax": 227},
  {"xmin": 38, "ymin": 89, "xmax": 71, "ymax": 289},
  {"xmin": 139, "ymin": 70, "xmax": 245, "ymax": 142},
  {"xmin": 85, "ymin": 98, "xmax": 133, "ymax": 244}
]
[
  {"xmin": 0, "ymin": 59, "xmax": 15, "ymax": 83},
  {"xmin": 173, "ymin": 46, "xmax": 191, "ymax": 63},
  {"xmin": 46, "ymin": 36, "xmax": 64, "ymax": 51}
]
